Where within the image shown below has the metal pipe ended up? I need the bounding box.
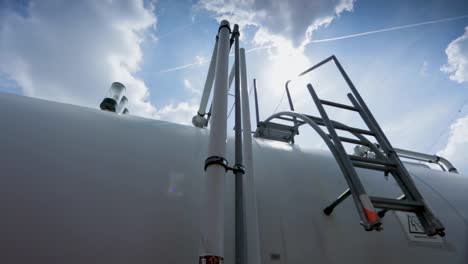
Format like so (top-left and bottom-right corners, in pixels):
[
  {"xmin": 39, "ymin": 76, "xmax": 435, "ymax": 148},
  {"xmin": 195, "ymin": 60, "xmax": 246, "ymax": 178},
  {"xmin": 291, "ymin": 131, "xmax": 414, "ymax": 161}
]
[
  {"xmin": 394, "ymin": 148, "xmax": 458, "ymax": 173},
  {"xmin": 199, "ymin": 20, "xmax": 231, "ymax": 264},
  {"xmin": 229, "ymin": 64, "xmax": 235, "ymax": 90},
  {"xmin": 231, "ymin": 24, "xmax": 245, "ymax": 264},
  {"xmin": 116, "ymin": 96, "xmax": 128, "ymax": 114},
  {"xmin": 193, "ymin": 37, "xmax": 219, "ymax": 127},
  {"xmin": 253, "ymin": 79, "xmax": 260, "ymax": 127},
  {"xmin": 240, "ymin": 48, "xmax": 261, "ymax": 264},
  {"xmin": 285, "ymin": 80, "xmax": 299, "ymax": 128},
  {"xmin": 285, "ymin": 81, "xmax": 295, "ymax": 111},
  {"xmin": 323, "ymin": 189, "xmax": 351, "ymax": 215}
]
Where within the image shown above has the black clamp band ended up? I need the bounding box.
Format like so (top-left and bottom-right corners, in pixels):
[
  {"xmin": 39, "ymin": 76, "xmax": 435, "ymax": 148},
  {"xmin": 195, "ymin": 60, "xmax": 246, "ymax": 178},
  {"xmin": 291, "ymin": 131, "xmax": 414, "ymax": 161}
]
[
  {"xmin": 231, "ymin": 164, "xmax": 245, "ymax": 174},
  {"xmin": 204, "ymin": 156, "xmax": 229, "ymax": 171},
  {"xmin": 197, "ymin": 111, "xmax": 205, "ymax": 117},
  {"xmin": 218, "ymin": 24, "xmax": 231, "ymax": 34},
  {"xmin": 231, "ymin": 26, "xmax": 240, "ymax": 38}
]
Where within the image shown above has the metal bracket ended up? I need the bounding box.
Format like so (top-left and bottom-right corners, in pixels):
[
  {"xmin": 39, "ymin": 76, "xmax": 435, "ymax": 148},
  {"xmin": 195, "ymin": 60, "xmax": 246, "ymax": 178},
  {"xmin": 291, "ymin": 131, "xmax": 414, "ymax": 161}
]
[
  {"xmin": 231, "ymin": 164, "xmax": 245, "ymax": 174},
  {"xmin": 204, "ymin": 156, "xmax": 229, "ymax": 171}
]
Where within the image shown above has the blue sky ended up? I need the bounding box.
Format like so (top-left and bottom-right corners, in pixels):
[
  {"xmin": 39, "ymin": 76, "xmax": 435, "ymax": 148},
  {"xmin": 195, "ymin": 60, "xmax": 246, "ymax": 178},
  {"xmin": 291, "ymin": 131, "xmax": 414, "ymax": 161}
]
[{"xmin": 1, "ymin": 0, "xmax": 468, "ymax": 171}]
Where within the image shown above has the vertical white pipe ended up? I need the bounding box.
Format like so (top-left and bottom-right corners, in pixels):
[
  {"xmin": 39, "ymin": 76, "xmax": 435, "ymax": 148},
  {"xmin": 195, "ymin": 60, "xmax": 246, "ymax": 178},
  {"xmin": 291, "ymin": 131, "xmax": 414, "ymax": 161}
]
[
  {"xmin": 240, "ymin": 48, "xmax": 261, "ymax": 264},
  {"xmin": 193, "ymin": 37, "xmax": 219, "ymax": 127},
  {"xmin": 199, "ymin": 20, "xmax": 231, "ymax": 263},
  {"xmin": 198, "ymin": 38, "xmax": 218, "ymax": 116},
  {"xmin": 229, "ymin": 64, "xmax": 235, "ymax": 90}
]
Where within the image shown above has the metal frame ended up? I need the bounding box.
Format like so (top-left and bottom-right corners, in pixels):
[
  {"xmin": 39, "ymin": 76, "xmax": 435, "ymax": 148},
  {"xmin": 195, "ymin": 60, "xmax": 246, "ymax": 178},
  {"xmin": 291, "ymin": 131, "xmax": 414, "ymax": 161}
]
[{"xmin": 254, "ymin": 55, "xmax": 446, "ymax": 237}]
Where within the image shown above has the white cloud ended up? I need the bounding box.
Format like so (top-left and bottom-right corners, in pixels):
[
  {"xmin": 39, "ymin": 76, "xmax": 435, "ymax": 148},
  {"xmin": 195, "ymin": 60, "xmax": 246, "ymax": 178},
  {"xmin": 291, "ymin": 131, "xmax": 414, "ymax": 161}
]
[
  {"xmin": 441, "ymin": 26, "xmax": 468, "ymax": 83},
  {"xmin": 196, "ymin": 0, "xmax": 354, "ymax": 46},
  {"xmin": 184, "ymin": 79, "xmax": 193, "ymax": 90},
  {"xmin": 196, "ymin": 0, "xmax": 355, "ymax": 118},
  {"xmin": 0, "ymin": 0, "xmax": 158, "ymax": 117},
  {"xmin": 183, "ymin": 78, "xmax": 201, "ymax": 95},
  {"xmin": 437, "ymin": 27, "xmax": 468, "ymax": 173},
  {"xmin": 438, "ymin": 115, "xmax": 468, "ymax": 173},
  {"xmin": 156, "ymin": 102, "xmax": 198, "ymax": 125}
]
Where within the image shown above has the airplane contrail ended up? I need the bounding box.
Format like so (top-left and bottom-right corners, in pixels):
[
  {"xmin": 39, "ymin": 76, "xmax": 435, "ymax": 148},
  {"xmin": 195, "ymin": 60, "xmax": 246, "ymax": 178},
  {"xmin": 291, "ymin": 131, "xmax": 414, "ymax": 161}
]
[
  {"xmin": 245, "ymin": 45, "xmax": 274, "ymax": 53},
  {"xmin": 157, "ymin": 61, "xmax": 203, "ymax": 73},
  {"xmin": 310, "ymin": 14, "xmax": 468, "ymax": 43},
  {"xmin": 244, "ymin": 15, "xmax": 468, "ymax": 53},
  {"xmin": 158, "ymin": 14, "xmax": 468, "ymax": 74}
]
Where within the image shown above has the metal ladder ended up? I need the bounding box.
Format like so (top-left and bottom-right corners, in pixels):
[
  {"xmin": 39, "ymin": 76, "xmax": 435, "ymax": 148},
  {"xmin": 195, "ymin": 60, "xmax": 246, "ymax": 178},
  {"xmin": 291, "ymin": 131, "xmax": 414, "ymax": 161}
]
[{"xmin": 300, "ymin": 56, "xmax": 445, "ymax": 236}]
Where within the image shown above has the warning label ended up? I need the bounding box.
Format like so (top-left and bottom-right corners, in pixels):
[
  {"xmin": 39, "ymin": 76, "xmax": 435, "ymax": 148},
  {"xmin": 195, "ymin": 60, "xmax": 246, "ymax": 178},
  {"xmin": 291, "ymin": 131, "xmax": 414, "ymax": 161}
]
[
  {"xmin": 407, "ymin": 214, "xmax": 426, "ymax": 234},
  {"xmin": 394, "ymin": 211, "xmax": 445, "ymax": 244},
  {"xmin": 199, "ymin": 255, "xmax": 224, "ymax": 264}
]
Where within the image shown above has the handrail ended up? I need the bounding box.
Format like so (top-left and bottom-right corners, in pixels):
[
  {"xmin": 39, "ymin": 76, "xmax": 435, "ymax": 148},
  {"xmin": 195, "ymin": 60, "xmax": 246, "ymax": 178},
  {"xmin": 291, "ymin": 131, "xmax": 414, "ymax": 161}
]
[
  {"xmin": 393, "ymin": 148, "xmax": 458, "ymax": 174},
  {"xmin": 264, "ymin": 111, "xmax": 386, "ymax": 164},
  {"xmin": 265, "ymin": 112, "xmax": 342, "ymax": 167},
  {"xmin": 354, "ymin": 145, "xmax": 459, "ymax": 174},
  {"xmin": 285, "ymin": 55, "xmax": 459, "ymax": 175},
  {"xmin": 263, "ymin": 111, "xmax": 462, "ymax": 175}
]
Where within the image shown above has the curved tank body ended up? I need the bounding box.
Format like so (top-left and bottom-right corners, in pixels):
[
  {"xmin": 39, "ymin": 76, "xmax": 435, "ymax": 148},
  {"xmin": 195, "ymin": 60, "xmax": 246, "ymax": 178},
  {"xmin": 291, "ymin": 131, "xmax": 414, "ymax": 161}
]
[{"xmin": 0, "ymin": 92, "xmax": 467, "ymax": 263}]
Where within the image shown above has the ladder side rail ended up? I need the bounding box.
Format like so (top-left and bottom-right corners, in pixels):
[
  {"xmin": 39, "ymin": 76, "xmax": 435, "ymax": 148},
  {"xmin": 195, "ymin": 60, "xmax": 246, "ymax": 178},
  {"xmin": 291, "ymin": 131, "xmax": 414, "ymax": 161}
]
[
  {"xmin": 347, "ymin": 93, "xmax": 445, "ymax": 236},
  {"xmin": 346, "ymin": 94, "xmax": 421, "ymax": 201},
  {"xmin": 299, "ymin": 55, "xmax": 335, "ymax": 76},
  {"xmin": 307, "ymin": 84, "xmax": 380, "ymax": 230},
  {"xmin": 331, "ymin": 56, "xmax": 394, "ymax": 152},
  {"xmin": 264, "ymin": 112, "xmax": 359, "ymax": 197}
]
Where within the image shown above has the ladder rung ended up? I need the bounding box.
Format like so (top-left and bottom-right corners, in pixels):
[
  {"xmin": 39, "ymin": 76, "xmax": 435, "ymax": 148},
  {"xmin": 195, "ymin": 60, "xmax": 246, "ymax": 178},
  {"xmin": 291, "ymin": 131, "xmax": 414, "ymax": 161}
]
[
  {"xmin": 330, "ymin": 135, "xmax": 374, "ymax": 148},
  {"xmin": 352, "ymin": 161, "xmax": 394, "ymax": 172},
  {"xmin": 336, "ymin": 125, "xmax": 375, "ymax": 136},
  {"xmin": 349, "ymin": 155, "xmax": 395, "ymax": 167},
  {"xmin": 336, "ymin": 136, "xmax": 366, "ymax": 145},
  {"xmin": 304, "ymin": 115, "xmax": 375, "ymax": 136},
  {"xmin": 370, "ymin": 196, "xmax": 424, "ymax": 212},
  {"xmin": 320, "ymin": 99, "xmax": 359, "ymax": 112}
]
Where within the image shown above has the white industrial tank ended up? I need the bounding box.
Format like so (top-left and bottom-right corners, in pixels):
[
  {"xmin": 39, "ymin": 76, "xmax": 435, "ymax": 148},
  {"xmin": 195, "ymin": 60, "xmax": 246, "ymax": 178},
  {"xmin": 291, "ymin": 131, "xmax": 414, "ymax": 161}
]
[{"xmin": 0, "ymin": 92, "xmax": 466, "ymax": 263}]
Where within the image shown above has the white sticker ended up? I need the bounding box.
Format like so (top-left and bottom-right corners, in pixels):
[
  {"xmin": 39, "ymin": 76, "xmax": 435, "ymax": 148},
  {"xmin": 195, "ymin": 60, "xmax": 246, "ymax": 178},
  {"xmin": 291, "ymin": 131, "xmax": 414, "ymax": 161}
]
[{"xmin": 394, "ymin": 211, "xmax": 445, "ymax": 244}]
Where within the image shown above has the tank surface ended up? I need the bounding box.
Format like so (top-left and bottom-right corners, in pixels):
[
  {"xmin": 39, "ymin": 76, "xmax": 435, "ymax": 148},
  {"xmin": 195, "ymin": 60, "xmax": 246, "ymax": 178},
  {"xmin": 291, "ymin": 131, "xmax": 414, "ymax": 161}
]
[{"xmin": 0, "ymin": 92, "xmax": 466, "ymax": 263}]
